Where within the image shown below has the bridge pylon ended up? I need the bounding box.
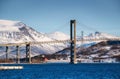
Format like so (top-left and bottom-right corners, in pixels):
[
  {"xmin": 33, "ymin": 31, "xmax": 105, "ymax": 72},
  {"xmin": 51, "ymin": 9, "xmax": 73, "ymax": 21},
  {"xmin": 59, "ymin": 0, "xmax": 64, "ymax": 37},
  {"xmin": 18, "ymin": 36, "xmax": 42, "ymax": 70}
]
[
  {"xmin": 6, "ymin": 46, "xmax": 9, "ymax": 62},
  {"xmin": 70, "ymin": 20, "xmax": 77, "ymax": 64},
  {"xmin": 26, "ymin": 43, "xmax": 31, "ymax": 64},
  {"xmin": 16, "ymin": 46, "xmax": 20, "ymax": 63}
]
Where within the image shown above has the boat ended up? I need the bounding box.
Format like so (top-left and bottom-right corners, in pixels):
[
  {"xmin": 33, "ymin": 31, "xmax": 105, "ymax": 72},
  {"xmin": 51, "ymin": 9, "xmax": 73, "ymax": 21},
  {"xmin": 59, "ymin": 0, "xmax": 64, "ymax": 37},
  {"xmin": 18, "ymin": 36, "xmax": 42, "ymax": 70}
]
[{"xmin": 0, "ymin": 66, "xmax": 23, "ymax": 70}]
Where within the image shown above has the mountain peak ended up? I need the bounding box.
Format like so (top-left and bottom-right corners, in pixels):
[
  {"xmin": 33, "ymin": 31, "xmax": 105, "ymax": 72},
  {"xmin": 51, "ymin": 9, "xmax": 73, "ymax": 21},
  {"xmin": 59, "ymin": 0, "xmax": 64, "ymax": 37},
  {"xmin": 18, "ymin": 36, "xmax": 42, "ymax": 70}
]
[
  {"xmin": 0, "ymin": 20, "xmax": 21, "ymax": 32},
  {"xmin": 47, "ymin": 31, "xmax": 69, "ymax": 40},
  {"xmin": 0, "ymin": 20, "xmax": 20, "ymax": 26},
  {"xmin": 87, "ymin": 31, "xmax": 118, "ymax": 39}
]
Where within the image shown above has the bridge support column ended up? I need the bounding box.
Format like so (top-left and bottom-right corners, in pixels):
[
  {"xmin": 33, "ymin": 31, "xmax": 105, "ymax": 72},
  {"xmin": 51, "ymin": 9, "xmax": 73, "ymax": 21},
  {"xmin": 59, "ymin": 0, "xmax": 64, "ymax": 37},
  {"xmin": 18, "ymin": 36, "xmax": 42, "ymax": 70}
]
[
  {"xmin": 16, "ymin": 46, "xmax": 20, "ymax": 63},
  {"xmin": 6, "ymin": 46, "xmax": 9, "ymax": 62},
  {"xmin": 70, "ymin": 20, "xmax": 77, "ymax": 64},
  {"xmin": 26, "ymin": 43, "xmax": 31, "ymax": 64},
  {"xmin": 81, "ymin": 31, "xmax": 84, "ymax": 44}
]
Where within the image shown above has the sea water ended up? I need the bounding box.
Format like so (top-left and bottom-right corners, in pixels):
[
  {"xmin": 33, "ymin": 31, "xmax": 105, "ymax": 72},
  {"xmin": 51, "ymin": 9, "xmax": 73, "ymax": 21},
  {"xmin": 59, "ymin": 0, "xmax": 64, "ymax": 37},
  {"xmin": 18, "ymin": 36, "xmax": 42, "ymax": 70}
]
[{"xmin": 0, "ymin": 63, "xmax": 120, "ymax": 79}]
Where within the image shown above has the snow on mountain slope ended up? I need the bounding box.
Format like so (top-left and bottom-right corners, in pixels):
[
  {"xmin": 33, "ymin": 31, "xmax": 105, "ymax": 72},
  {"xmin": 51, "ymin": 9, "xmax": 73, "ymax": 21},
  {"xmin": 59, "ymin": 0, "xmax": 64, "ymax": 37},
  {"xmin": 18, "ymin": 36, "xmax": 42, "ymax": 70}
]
[
  {"xmin": 0, "ymin": 20, "xmax": 19, "ymax": 26},
  {"xmin": 0, "ymin": 20, "xmax": 54, "ymax": 43},
  {"xmin": 77, "ymin": 31, "xmax": 120, "ymax": 47},
  {"xmin": 0, "ymin": 20, "xmax": 20, "ymax": 32},
  {"xmin": 47, "ymin": 31, "xmax": 69, "ymax": 40},
  {"xmin": 0, "ymin": 20, "xmax": 29, "ymax": 43},
  {"xmin": 87, "ymin": 32, "xmax": 119, "ymax": 39},
  {"xmin": 0, "ymin": 20, "xmax": 119, "ymax": 58},
  {"xmin": 0, "ymin": 20, "xmax": 67, "ymax": 58}
]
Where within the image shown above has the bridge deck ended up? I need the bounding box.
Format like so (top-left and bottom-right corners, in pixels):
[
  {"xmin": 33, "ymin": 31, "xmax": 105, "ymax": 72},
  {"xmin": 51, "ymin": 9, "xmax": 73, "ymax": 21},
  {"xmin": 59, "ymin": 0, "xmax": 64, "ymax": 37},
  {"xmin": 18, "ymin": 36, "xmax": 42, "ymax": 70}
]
[{"xmin": 0, "ymin": 38, "xmax": 120, "ymax": 46}]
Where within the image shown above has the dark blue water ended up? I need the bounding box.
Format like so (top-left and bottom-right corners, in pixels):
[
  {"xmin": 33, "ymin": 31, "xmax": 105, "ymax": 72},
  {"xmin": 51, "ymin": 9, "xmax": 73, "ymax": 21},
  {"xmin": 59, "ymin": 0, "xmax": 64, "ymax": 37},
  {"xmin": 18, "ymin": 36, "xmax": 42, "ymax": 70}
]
[{"xmin": 0, "ymin": 63, "xmax": 120, "ymax": 79}]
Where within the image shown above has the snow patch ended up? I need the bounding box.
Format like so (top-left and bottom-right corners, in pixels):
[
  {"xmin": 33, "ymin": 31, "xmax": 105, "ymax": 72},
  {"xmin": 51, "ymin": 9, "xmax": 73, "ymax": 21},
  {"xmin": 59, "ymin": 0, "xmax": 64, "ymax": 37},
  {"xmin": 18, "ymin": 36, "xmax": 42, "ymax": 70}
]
[
  {"xmin": 0, "ymin": 20, "xmax": 20, "ymax": 32},
  {"xmin": 47, "ymin": 31, "xmax": 69, "ymax": 40}
]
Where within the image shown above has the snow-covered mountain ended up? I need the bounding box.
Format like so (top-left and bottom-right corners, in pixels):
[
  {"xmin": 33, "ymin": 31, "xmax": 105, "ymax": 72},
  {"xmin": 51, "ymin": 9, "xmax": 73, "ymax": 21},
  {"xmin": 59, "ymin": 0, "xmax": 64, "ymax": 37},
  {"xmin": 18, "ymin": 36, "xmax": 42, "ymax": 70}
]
[
  {"xmin": 56, "ymin": 40, "xmax": 120, "ymax": 63},
  {"xmin": 88, "ymin": 31, "xmax": 119, "ymax": 39},
  {"xmin": 0, "ymin": 20, "xmax": 119, "ymax": 59},
  {"xmin": 0, "ymin": 20, "xmax": 54, "ymax": 43},
  {"xmin": 77, "ymin": 31, "xmax": 120, "ymax": 47},
  {"xmin": 47, "ymin": 31, "xmax": 69, "ymax": 40},
  {"xmin": 0, "ymin": 20, "xmax": 69, "ymax": 58}
]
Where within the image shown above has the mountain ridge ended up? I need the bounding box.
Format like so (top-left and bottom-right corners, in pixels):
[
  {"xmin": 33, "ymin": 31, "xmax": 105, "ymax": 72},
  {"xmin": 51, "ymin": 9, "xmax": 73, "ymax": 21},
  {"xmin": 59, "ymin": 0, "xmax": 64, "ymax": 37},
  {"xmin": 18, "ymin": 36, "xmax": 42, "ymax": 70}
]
[
  {"xmin": 0, "ymin": 20, "xmax": 68, "ymax": 58},
  {"xmin": 0, "ymin": 19, "xmax": 119, "ymax": 60}
]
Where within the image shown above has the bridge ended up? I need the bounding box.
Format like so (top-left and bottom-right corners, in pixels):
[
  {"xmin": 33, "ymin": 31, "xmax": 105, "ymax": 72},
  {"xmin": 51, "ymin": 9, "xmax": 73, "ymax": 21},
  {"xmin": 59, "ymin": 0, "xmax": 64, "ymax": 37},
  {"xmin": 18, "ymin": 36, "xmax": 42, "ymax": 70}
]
[
  {"xmin": 0, "ymin": 37, "xmax": 120, "ymax": 46},
  {"xmin": 0, "ymin": 20, "xmax": 120, "ymax": 64}
]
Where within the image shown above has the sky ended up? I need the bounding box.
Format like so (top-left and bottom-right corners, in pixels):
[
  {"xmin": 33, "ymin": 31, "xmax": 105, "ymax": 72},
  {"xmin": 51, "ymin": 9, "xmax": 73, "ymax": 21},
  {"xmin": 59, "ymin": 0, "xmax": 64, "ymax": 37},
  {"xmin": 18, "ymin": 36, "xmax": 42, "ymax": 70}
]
[{"xmin": 0, "ymin": 0, "xmax": 120, "ymax": 36}]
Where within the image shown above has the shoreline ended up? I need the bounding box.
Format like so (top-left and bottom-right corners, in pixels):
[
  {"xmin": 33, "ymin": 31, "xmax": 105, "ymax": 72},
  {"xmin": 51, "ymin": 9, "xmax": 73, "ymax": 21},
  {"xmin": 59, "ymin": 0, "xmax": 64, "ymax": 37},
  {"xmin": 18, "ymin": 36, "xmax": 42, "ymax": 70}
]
[{"xmin": 0, "ymin": 60, "xmax": 120, "ymax": 64}]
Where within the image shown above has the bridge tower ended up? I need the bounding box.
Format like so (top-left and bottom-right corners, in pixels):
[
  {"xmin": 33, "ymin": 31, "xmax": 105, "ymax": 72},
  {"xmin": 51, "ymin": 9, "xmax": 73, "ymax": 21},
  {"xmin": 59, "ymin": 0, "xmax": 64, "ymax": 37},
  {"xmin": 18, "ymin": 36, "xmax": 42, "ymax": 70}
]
[
  {"xmin": 6, "ymin": 46, "xmax": 9, "ymax": 62},
  {"xmin": 70, "ymin": 20, "xmax": 77, "ymax": 64},
  {"xmin": 26, "ymin": 43, "xmax": 31, "ymax": 64},
  {"xmin": 81, "ymin": 31, "xmax": 84, "ymax": 44},
  {"xmin": 16, "ymin": 46, "xmax": 20, "ymax": 63}
]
